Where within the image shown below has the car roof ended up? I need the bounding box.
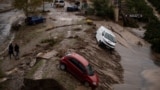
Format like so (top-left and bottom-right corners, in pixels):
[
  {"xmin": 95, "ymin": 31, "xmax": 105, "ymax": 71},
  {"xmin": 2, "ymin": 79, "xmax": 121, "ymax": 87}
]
[
  {"xmin": 98, "ymin": 26, "xmax": 115, "ymax": 37},
  {"xmin": 68, "ymin": 53, "xmax": 89, "ymax": 66}
]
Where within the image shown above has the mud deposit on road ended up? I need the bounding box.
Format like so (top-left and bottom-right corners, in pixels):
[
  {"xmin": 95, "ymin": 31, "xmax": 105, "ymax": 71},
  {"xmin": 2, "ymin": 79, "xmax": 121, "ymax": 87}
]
[
  {"xmin": 0, "ymin": 23, "xmax": 123, "ymax": 90},
  {"xmin": 0, "ymin": 8, "xmax": 123, "ymax": 90}
]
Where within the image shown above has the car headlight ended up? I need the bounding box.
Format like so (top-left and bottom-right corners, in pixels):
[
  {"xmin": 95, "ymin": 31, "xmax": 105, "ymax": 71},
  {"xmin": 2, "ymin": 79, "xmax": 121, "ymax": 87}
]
[{"xmin": 93, "ymin": 82, "xmax": 97, "ymax": 85}]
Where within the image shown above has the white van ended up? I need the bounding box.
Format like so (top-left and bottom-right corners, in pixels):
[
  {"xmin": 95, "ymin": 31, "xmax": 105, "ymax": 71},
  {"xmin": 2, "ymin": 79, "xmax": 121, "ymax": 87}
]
[
  {"xmin": 54, "ymin": 0, "xmax": 65, "ymax": 7},
  {"xmin": 96, "ymin": 26, "xmax": 116, "ymax": 49}
]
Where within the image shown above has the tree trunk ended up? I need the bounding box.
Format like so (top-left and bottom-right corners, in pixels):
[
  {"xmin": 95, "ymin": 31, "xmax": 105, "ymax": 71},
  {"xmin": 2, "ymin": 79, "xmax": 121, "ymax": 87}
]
[{"xmin": 43, "ymin": 0, "xmax": 45, "ymax": 12}]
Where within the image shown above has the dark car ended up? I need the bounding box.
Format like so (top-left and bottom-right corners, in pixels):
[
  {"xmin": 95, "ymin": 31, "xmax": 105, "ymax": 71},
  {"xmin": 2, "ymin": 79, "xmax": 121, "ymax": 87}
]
[
  {"xmin": 60, "ymin": 53, "xmax": 99, "ymax": 88},
  {"xmin": 25, "ymin": 16, "xmax": 46, "ymax": 25},
  {"xmin": 66, "ymin": 5, "xmax": 79, "ymax": 12}
]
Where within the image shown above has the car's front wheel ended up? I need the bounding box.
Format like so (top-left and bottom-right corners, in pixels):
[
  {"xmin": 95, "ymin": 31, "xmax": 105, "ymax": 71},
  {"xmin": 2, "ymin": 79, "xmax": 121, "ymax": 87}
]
[
  {"xmin": 98, "ymin": 41, "xmax": 103, "ymax": 46},
  {"xmin": 60, "ymin": 63, "xmax": 66, "ymax": 70}
]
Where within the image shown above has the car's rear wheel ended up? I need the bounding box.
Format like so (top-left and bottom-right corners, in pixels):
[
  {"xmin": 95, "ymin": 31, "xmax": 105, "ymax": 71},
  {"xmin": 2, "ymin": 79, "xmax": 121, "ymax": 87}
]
[{"xmin": 60, "ymin": 63, "xmax": 66, "ymax": 70}]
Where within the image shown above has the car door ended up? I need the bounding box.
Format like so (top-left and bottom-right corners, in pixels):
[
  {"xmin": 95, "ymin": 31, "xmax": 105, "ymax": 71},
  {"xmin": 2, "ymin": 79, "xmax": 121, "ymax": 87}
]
[{"xmin": 68, "ymin": 58, "xmax": 86, "ymax": 81}]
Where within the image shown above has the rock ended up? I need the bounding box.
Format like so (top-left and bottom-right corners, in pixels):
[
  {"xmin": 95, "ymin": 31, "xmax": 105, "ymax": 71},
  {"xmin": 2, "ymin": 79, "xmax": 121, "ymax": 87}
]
[
  {"xmin": 36, "ymin": 50, "xmax": 58, "ymax": 60},
  {"xmin": 67, "ymin": 30, "xmax": 73, "ymax": 38},
  {"xmin": 137, "ymin": 41, "xmax": 143, "ymax": 46},
  {"xmin": 36, "ymin": 52, "xmax": 44, "ymax": 59},
  {"xmin": 0, "ymin": 77, "xmax": 8, "ymax": 83},
  {"xmin": 5, "ymin": 68, "xmax": 18, "ymax": 75},
  {"xmin": 30, "ymin": 59, "xmax": 37, "ymax": 67},
  {"xmin": 73, "ymin": 26, "xmax": 82, "ymax": 31}
]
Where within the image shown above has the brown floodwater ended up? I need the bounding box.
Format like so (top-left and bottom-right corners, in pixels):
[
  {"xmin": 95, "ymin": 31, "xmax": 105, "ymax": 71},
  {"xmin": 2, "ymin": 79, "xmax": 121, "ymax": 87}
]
[{"xmin": 114, "ymin": 43, "xmax": 160, "ymax": 90}]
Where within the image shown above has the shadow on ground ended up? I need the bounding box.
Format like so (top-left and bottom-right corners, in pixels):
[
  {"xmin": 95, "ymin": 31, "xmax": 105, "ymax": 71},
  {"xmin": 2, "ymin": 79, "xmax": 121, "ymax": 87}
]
[{"xmin": 21, "ymin": 78, "xmax": 66, "ymax": 90}]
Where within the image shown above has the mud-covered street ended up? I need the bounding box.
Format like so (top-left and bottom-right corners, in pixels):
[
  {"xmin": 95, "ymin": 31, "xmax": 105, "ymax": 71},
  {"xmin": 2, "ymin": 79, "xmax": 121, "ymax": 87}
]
[
  {"xmin": 0, "ymin": 2, "xmax": 123, "ymax": 90},
  {"xmin": 0, "ymin": 0, "xmax": 160, "ymax": 90}
]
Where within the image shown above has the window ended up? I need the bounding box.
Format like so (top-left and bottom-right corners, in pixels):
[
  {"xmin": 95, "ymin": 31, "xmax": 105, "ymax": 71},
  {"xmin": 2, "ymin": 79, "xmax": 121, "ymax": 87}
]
[
  {"xmin": 103, "ymin": 32, "xmax": 116, "ymax": 43},
  {"xmin": 86, "ymin": 64, "xmax": 94, "ymax": 76},
  {"xmin": 69, "ymin": 58, "xmax": 86, "ymax": 73}
]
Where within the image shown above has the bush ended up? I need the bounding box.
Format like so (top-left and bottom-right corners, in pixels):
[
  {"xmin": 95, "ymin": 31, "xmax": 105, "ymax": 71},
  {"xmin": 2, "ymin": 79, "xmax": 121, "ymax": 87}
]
[
  {"xmin": 92, "ymin": 0, "xmax": 114, "ymax": 19},
  {"xmin": 86, "ymin": 7, "xmax": 95, "ymax": 15},
  {"xmin": 144, "ymin": 20, "xmax": 160, "ymax": 52},
  {"xmin": 126, "ymin": 0, "xmax": 154, "ymax": 22},
  {"xmin": 148, "ymin": 0, "xmax": 160, "ymax": 14}
]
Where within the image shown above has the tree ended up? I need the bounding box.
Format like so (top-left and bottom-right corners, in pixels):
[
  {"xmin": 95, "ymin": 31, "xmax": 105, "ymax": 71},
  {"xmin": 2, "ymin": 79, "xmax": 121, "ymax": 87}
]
[
  {"xmin": 42, "ymin": 0, "xmax": 53, "ymax": 12},
  {"xmin": 92, "ymin": 0, "xmax": 114, "ymax": 19},
  {"xmin": 13, "ymin": 0, "xmax": 52, "ymax": 16},
  {"xmin": 13, "ymin": 0, "xmax": 29, "ymax": 16}
]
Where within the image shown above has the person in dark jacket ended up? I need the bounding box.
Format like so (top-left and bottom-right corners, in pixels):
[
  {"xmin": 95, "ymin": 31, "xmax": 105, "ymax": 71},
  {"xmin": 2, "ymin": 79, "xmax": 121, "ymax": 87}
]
[
  {"xmin": 14, "ymin": 43, "xmax": 20, "ymax": 59},
  {"xmin": 8, "ymin": 43, "xmax": 14, "ymax": 59}
]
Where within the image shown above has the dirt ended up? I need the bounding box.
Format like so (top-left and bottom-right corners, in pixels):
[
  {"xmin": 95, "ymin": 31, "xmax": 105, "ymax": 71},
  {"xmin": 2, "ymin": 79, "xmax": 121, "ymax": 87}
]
[{"xmin": 0, "ymin": 3, "xmax": 123, "ymax": 90}]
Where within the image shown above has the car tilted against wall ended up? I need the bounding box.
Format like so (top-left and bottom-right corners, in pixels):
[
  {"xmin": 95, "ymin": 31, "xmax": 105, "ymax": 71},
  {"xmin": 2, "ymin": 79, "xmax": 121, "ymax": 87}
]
[
  {"xmin": 60, "ymin": 53, "xmax": 99, "ymax": 88},
  {"xmin": 96, "ymin": 26, "xmax": 116, "ymax": 49}
]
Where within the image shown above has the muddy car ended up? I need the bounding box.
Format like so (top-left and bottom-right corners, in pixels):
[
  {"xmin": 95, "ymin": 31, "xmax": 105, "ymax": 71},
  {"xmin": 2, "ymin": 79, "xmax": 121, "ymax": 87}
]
[
  {"xmin": 60, "ymin": 53, "xmax": 99, "ymax": 88},
  {"xmin": 66, "ymin": 5, "xmax": 79, "ymax": 12},
  {"xmin": 96, "ymin": 26, "xmax": 116, "ymax": 49},
  {"xmin": 25, "ymin": 16, "xmax": 46, "ymax": 25}
]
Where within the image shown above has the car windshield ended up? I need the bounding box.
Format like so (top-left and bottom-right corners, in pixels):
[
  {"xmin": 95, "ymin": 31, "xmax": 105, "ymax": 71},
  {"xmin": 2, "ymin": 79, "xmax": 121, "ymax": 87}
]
[
  {"xmin": 103, "ymin": 32, "xmax": 116, "ymax": 43},
  {"xmin": 86, "ymin": 64, "xmax": 94, "ymax": 76},
  {"xmin": 60, "ymin": 1, "xmax": 64, "ymax": 3}
]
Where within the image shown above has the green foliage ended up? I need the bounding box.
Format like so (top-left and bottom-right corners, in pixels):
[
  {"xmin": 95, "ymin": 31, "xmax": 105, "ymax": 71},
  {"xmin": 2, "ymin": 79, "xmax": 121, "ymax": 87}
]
[
  {"xmin": 148, "ymin": 0, "xmax": 160, "ymax": 14},
  {"xmin": 144, "ymin": 20, "xmax": 160, "ymax": 52},
  {"xmin": 86, "ymin": 7, "xmax": 95, "ymax": 15},
  {"xmin": 12, "ymin": 0, "xmax": 52, "ymax": 16},
  {"xmin": 126, "ymin": 0, "xmax": 154, "ymax": 22},
  {"xmin": 92, "ymin": 0, "xmax": 114, "ymax": 19},
  {"xmin": 125, "ymin": 0, "xmax": 160, "ymax": 52}
]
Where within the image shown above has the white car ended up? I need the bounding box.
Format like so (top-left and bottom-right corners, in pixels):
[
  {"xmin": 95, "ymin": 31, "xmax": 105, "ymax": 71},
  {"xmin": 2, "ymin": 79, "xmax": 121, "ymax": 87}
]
[
  {"xmin": 96, "ymin": 26, "xmax": 116, "ymax": 49},
  {"xmin": 54, "ymin": 0, "xmax": 65, "ymax": 7}
]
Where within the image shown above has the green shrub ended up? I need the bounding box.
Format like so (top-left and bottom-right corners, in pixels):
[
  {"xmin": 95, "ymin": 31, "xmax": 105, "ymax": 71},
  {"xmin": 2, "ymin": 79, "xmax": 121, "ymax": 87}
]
[
  {"xmin": 148, "ymin": 0, "xmax": 160, "ymax": 14},
  {"xmin": 92, "ymin": 0, "xmax": 114, "ymax": 20},
  {"xmin": 86, "ymin": 7, "xmax": 95, "ymax": 15},
  {"xmin": 126, "ymin": 0, "xmax": 154, "ymax": 22},
  {"xmin": 144, "ymin": 20, "xmax": 160, "ymax": 52}
]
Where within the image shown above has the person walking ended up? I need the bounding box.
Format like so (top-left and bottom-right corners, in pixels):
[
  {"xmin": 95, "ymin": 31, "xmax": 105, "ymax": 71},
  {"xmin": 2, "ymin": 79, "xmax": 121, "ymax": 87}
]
[
  {"xmin": 14, "ymin": 43, "xmax": 20, "ymax": 59},
  {"xmin": 8, "ymin": 43, "xmax": 14, "ymax": 59}
]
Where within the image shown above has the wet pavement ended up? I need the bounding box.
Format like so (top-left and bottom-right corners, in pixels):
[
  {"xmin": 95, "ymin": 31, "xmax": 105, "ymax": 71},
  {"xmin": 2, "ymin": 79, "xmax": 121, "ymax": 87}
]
[{"xmin": 114, "ymin": 39, "xmax": 160, "ymax": 90}]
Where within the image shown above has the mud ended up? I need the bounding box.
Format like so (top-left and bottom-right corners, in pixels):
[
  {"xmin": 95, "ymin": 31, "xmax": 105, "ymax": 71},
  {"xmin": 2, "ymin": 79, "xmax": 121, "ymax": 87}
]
[
  {"xmin": 0, "ymin": 6, "xmax": 123, "ymax": 90},
  {"xmin": 21, "ymin": 78, "xmax": 65, "ymax": 90}
]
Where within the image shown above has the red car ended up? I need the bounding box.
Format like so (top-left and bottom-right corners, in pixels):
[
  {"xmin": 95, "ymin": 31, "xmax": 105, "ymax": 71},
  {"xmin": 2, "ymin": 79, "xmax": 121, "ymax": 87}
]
[{"xmin": 60, "ymin": 53, "xmax": 99, "ymax": 87}]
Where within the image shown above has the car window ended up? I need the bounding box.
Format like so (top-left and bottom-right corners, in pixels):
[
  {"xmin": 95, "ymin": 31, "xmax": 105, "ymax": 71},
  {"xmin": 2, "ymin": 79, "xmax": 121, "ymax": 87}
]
[
  {"xmin": 104, "ymin": 32, "xmax": 116, "ymax": 43},
  {"xmin": 60, "ymin": 1, "xmax": 64, "ymax": 3},
  {"xmin": 69, "ymin": 58, "xmax": 78, "ymax": 66},
  {"xmin": 102, "ymin": 31, "xmax": 105, "ymax": 36},
  {"xmin": 86, "ymin": 64, "xmax": 94, "ymax": 76},
  {"xmin": 78, "ymin": 62, "xmax": 86, "ymax": 73},
  {"xmin": 69, "ymin": 58, "xmax": 86, "ymax": 73}
]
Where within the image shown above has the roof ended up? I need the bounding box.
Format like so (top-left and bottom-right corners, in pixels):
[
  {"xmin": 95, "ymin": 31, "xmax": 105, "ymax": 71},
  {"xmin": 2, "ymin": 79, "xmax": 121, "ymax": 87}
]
[
  {"xmin": 98, "ymin": 26, "xmax": 115, "ymax": 37},
  {"xmin": 69, "ymin": 53, "xmax": 89, "ymax": 66}
]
